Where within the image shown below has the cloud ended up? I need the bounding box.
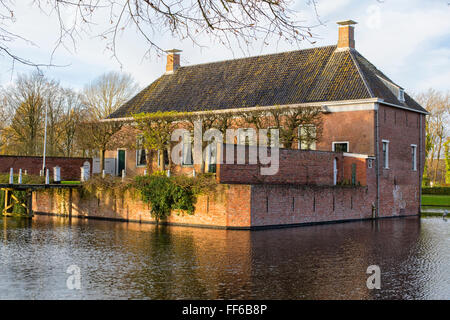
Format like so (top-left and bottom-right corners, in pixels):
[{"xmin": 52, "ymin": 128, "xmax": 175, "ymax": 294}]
[{"xmin": 0, "ymin": 0, "xmax": 448, "ymax": 95}]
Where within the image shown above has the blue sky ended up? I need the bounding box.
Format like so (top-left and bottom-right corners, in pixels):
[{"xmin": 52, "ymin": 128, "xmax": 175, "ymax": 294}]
[{"xmin": 0, "ymin": 0, "xmax": 449, "ymax": 95}]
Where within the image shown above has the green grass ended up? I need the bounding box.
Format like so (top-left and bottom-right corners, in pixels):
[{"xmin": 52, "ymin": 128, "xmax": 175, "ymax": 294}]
[
  {"xmin": 61, "ymin": 181, "xmax": 81, "ymax": 185},
  {"xmin": 421, "ymin": 194, "xmax": 450, "ymax": 207}
]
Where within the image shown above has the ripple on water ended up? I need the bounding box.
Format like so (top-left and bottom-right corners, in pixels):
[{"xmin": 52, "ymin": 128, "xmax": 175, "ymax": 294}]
[{"xmin": 0, "ymin": 215, "xmax": 448, "ymax": 299}]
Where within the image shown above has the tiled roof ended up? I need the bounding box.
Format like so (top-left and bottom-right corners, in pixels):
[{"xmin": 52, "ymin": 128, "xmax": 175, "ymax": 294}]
[{"xmin": 108, "ymin": 45, "xmax": 426, "ymax": 118}]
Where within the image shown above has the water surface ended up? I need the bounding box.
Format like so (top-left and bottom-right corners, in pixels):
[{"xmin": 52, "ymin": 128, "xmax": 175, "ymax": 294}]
[{"xmin": 0, "ymin": 215, "xmax": 448, "ymax": 299}]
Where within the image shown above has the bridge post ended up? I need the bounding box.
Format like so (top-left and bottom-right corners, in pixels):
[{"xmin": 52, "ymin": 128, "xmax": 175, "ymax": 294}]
[
  {"xmin": 68, "ymin": 188, "xmax": 73, "ymax": 219},
  {"xmin": 27, "ymin": 191, "xmax": 33, "ymax": 217},
  {"xmin": 4, "ymin": 189, "xmax": 12, "ymax": 214}
]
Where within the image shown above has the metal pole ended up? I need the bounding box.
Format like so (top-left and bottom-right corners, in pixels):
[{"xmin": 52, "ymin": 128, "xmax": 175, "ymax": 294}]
[{"xmin": 42, "ymin": 101, "xmax": 48, "ymax": 174}]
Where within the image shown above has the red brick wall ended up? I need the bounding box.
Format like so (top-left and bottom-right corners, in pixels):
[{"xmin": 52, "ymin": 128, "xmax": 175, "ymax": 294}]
[
  {"xmin": 250, "ymin": 184, "xmax": 375, "ymax": 227},
  {"xmin": 217, "ymin": 145, "xmax": 345, "ymax": 186},
  {"xmin": 0, "ymin": 156, "xmax": 91, "ymax": 180},
  {"xmin": 32, "ymin": 182, "xmax": 377, "ymax": 228},
  {"xmin": 32, "ymin": 184, "xmax": 251, "ymax": 228},
  {"xmin": 342, "ymin": 156, "xmax": 369, "ymax": 186},
  {"xmin": 217, "ymin": 145, "xmax": 370, "ymax": 187},
  {"xmin": 317, "ymin": 110, "xmax": 375, "ymax": 155},
  {"xmin": 377, "ymin": 104, "xmax": 424, "ymax": 217}
]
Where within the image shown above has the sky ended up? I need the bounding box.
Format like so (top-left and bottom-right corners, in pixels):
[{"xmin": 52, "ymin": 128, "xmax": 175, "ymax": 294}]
[{"xmin": 0, "ymin": 0, "xmax": 449, "ymax": 96}]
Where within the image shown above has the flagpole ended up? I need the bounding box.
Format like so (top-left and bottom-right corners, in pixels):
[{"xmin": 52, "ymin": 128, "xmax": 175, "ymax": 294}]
[{"xmin": 42, "ymin": 101, "xmax": 48, "ymax": 175}]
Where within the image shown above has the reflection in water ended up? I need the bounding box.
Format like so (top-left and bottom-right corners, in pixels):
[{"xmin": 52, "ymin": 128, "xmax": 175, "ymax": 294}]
[{"xmin": 0, "ymin": 215, "xmax": 448, "ymax": 299}]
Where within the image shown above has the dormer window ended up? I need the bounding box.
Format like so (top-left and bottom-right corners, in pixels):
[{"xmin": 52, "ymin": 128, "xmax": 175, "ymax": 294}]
[
  {"xmin": 377, "ymin": 75, "xmax": 406, "ymax": 103},
  {"xmin": 398, "ymin": 88, "xmax": 405, "ymax": 102}
]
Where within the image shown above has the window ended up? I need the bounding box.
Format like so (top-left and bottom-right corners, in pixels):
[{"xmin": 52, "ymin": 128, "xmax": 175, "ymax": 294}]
[
  {"xmin": 237, "ymin": 128, "xmax": 256, "ymax": 146},
  {"xmin": 207, "ymin": 143, "xmax": 217, "ymax": 173},
  {"xmin": 332, "ymin": 142, "xmax": 349, "ymax": 153},
  {"xmin": 411, "ymin": 144, "xmax": 417, "ymax": 171},
  {"xmin": 382, "ymin": 140, "xmax": 389, "ymax": 169},
  {"xmin": 181, "ymin": 132, "xmax": 193, "ymax": 166},
  {"xmin": 136, "ymin": 136, "xmax": 146, "ymax": 167},
  {"xmin": 157, "ymin": 149, "xmax": 170, "ymax": 167},
  {"xmin": 298, "ymin": 125, "xmax": 316, "ymax": 150},
  {"xmin": 368, "ymin": 159, "xmax": 373, "ymax": 168},
  {"xmin": 398, "ymin": 88, "xmax": 405, "ymax": 102}
]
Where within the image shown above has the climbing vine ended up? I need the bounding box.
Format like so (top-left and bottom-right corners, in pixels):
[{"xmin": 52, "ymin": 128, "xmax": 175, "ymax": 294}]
[{"xmin": 133, "ymin": 172, "xmax": 217, "ymax": 222}]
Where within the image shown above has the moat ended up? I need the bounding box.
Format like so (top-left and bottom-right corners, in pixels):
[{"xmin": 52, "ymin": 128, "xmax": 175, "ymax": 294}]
[{"xmin": 0, "ymin": 215, "xmax": 448, "ymax": 299}]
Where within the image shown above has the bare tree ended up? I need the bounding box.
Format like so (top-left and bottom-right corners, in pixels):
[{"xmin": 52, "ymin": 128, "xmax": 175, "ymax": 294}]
[
  {"xmin": 133, "ymin": 111, "xmax": 186, "ymax": 171},
  {"xmin": 185, "ymin": 110, "xmax": 219, "ymax": 173},
  {"xmin": 0, "ymin": 1, "xmax": 319, "ymax": 68},
  {"xmin": 2, "ymin": 72, "xmax": 49, "ymax": 155},
  {"xmin": 80, "ymin": 71, "xmax": 139, "ymax": 170},
  {"xmin": 265, "ymin": 105, "xmax": 322, "ymax": 149},
  {"xmin": 77, "ymin": 120, "xmax": 124, "ymax": 169},
  {"xmin": 415, "ymin": 89, "xmax": 450, "ymax": 186},
  {"xmin": 58, "ymin": 88, "xmax": 85, "ymax": 157}
]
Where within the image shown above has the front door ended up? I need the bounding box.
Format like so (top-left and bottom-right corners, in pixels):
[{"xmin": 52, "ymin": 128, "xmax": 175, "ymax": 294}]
[{"xmin": 118, "ymin": 150, "xmax": 126, "ymax": 176}]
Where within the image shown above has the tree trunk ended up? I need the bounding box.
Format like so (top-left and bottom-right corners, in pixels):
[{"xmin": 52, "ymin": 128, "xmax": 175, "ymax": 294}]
[
  {"xmin": 159, "ymin": 150, "xmax": 165, "ymax": 171},
  {"xmin": 201, "ymin": 142, "xmax": 206, "ymax": 173},
  {"xmin": 100, "ymin": 149, "xmax": 106, "ymax": 172},
  {"xmin": 433, "ymin": 137, "xmax": 442, "ymax": 185},
  {"xmin": 146, "ymin": 149, "xmax": 152, "ymax": 174}
]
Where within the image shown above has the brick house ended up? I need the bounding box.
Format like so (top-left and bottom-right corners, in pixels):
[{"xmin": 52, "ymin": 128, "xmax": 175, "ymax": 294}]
[{"xmin": 99, "ymin": 20, "xmax": 427, "ymax": 228}]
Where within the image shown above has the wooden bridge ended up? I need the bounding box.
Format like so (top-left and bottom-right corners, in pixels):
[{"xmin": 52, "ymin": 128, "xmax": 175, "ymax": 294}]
[{"xmin": 0, "ymin": 184, "xmax": 80, "ymax": 218}]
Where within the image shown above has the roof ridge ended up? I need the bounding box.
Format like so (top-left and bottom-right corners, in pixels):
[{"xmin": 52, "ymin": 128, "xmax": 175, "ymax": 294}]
[
  {"xmin": 177, "ymin": 45, "xmax": 337, "ymax": 69},
  {"xmin": 348, "ymin": 49, "xmax": 374, "ymax": 98}
]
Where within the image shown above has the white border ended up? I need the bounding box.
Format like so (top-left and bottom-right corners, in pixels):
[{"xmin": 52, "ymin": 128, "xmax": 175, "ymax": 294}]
[
  {"xmin": 411, "ymin": 144, "xmax": 417, "ymax": 171},
  {"xmin": 382, "ymin": 140, "xmax": 389, "ymax": 169},
  {"xmin": 332, "ymin": 141, "xmax": 350, "ymax": 152}
]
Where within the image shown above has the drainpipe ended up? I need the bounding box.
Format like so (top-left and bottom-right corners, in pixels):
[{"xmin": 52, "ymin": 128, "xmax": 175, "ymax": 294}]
[
  {"xmin": 375, "ymin": 103, "xmax": 380, "ymax": 218},
  {"xmin": 419, "ymin": 114, "xmax": 423, "ymax": 215}
]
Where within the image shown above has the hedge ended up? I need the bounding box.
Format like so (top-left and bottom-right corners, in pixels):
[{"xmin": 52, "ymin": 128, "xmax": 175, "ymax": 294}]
[{"xmin": 422, "ymin": 187, "xmax": 450, "ymax": 195}]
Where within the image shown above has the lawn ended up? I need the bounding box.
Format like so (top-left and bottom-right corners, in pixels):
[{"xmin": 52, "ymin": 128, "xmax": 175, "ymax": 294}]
[
  {"xmin": 61, "ymin": 181, "xmax": 81, "ymax": 185},
  {"xmin": 421, "ymin": 194, "xmax": 450, "ymax": 207}
]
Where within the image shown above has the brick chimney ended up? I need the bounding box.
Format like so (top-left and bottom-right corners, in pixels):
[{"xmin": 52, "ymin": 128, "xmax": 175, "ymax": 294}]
[
  {"xmin": 337, "ymin": 20, "xmax": 357, "ymax": 49},
  {"xmin": 165, "ymin": 49, "xmax": 182, "ymax": 73}
]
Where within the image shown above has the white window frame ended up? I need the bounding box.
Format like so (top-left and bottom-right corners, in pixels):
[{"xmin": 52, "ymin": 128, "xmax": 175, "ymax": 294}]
[
  {"xmin": 411, "ymin": 144, "xmax": 417, "ymax": 171},
  {"xmin": 206, "ymin": 142, "xmax": 218, "ymax": 173},
  {"xmin": 398, "ymin": 89, "xmax": 405, "ymax": 102},
  {"xmin": 135, "ymin": 136, "xmax": 146, "ymax": 167},
  {"xmin": 332, "ymin": 141, "xmax": 349, "ymax": 153},
  {"xmin": 382, "ymin": 140, "xmax": 389, "ymax": 169},
  {"xmin": 181, "ymin": 131, "xmax": 193, "ymax": 166},
  {"xmin": 298, "ymin": 124, "xmax": 317, "ymax": 150}
]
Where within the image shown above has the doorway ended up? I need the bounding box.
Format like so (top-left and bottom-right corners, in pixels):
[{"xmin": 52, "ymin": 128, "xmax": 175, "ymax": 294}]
[{"xmin": 117, "ymin": 149, "xmax": 126, "ymax": 176}]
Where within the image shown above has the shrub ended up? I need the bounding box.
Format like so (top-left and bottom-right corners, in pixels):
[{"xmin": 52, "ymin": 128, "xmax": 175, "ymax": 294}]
[
  {"xmin": 133, "ymin": 173, "xmax": 217, "ymax": 222},
  {"xmin": 422, "ymin": 187, "xmax": 450, "ymax": 195},
  {"xmin": 81, "ymin": 174, "xmax": 130, "ymax": 199}
]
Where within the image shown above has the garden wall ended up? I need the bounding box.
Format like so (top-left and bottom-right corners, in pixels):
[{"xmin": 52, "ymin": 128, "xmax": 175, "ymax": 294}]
[
  {"xmin": 0, "ymin": 155, "xmax": 91, "ymax": 180},
  {"xmin": 32, "ymin": 184, "xmax": 252, "ymax": 229},
  {"xmin": 32, "ymin": 181, "xmax": 401, "ymax": 229}
]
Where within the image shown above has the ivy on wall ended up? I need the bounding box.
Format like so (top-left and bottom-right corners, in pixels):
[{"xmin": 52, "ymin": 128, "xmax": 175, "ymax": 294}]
[{"xmin": 133, "ymin": 172, "xmax": 217, "ymax": 222}]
